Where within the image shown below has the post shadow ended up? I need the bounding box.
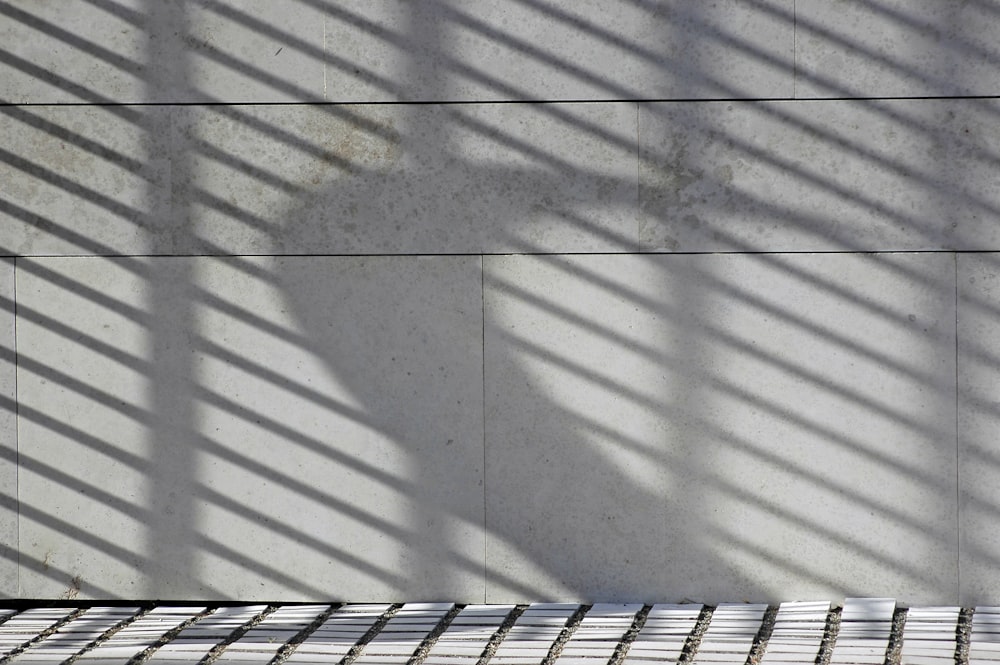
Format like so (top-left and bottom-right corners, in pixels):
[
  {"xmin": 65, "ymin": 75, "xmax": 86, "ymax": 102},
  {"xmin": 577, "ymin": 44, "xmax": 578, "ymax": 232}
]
[
  {"xmin": 261, "ymin": 0, "xmax": 772, "ymax": 603},
  {"xmin": 2, "ymin": 0, "xmax": 990, "ymax": 602},
  {"xmin": 141, "ymin": 0, "xmax": 202, "ymax": 597},
  {"xmin": 265, "ymin": 0, "xmax": 966, "ymax": 602}
]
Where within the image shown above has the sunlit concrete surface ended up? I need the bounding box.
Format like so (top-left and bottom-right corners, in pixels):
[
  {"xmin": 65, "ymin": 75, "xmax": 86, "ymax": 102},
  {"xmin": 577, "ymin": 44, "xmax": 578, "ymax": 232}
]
[
  {"xmin": 484, "ymin": 254, "xmax": 957, "ymax": 604},
  {"xmin": 16, "ymin": 256, "xmax": 485, "ymax": 600},
  {"xmin": 795, "ymin": 0, "xmax": 1000, "ymax": 98},
  {"xmin": 638, "ymin": 99, "xmax": 1000, "ymax": 252},
  {"xmin": 11, "ymin": 98, "xmax": 1000, "ymax": 255},
  {"xmin": 12, "ymin": 99, "xmax": 1000, "ymax": 257},
  {"xmin": 182, "ymin": 103, "xmax": 638, "ymax": 254},
  {"xmin": 0, "ymin": 1, "xmax": 794, "ymax": 103},
  {"xmin": 0, "ymin": 259, "xmax": 14, "ymax": 597},
  {"xmin": 0, "ymin": 102, "xmax": 638, "ymax": 255},
  {"xmin": 1, "ymin": 0, "xmax": 1000, "ymax": 604},
  {"xmin": 0, "ymin": 105, "xmax": 171, "ymax": 256},
  {"xmin": 958, "ymin": 253, "xmax": 1000, "ymax": 606}
]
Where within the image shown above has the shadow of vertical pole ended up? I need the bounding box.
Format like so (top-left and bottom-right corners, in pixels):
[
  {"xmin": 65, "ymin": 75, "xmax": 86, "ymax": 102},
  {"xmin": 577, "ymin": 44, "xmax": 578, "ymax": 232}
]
[
  {"xmin": 400, "ymin": 0, "xmax": 464, "ymax": 599},
  {"xmin": 143, "ymin": 0, "xmax": 199, "ymax": 597},
  {"xmin": 945, "ymin": 3, "xmax": 974, "ymax": 606},
  {"xmin": 649, "ymin": 1, "xmax": 723, "ymax": 600}
]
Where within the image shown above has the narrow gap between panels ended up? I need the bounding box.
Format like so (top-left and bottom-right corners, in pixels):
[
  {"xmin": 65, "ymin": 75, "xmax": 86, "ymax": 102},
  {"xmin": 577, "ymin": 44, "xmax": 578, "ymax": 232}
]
[
  {"xmin": 480, "ymin": 255, "xmax": 488, "ymax": 605},
  {"xmin": 11, "ymin": 257, "xmax": 18, "ymax": 600},
  {"xmin": 954, "ymin": 252, "xmax": 962, "ymax": 605},
  {"xmin": 0, "ymin": 249, "xmax": 987, "ymax": 260},
  {"xmin": 5, "ymin": 94, "xmax": 1000, "ymax": 108}
]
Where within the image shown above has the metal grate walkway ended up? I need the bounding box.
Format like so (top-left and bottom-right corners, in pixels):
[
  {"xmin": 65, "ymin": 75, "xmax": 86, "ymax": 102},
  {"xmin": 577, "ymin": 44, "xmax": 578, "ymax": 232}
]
[{"xmin": 0, "ymin": 599, "xmax": 989, "ymax": 665}]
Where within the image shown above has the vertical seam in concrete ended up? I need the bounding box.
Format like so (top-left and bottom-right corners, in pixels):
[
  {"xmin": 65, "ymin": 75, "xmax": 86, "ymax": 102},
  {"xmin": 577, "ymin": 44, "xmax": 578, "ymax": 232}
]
[
  {"xmin": 11, "ymin": 257, "xmax": 18, "ymax": 597},
  {"xmin": 792, "ymin": 0, "xmax": 797, "ymax": 99},
  {"xmin": 635, "ymin": 103, "xmax": 641, "ymax": 249},
  {"xmin": 954, "ymin": 250, "xmax": 961, "ymax": 603},
  {"xmin": 480, "ymin": 253, "xmax": 487, "ymax": 603}
]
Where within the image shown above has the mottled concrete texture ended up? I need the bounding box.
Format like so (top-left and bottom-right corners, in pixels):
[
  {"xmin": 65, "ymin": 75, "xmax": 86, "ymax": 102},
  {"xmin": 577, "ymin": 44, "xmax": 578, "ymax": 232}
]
[
  {"xmin": 0, "ymin": 259, "xmax": 16, "ymax": 597},
  {"xmin": 16, "ymin": 256, "xmax": 485, "ymax": 600},
  {"xmin": 319, "ymin": 0, "xmax": 794, "ymax": 101},
  {"xmin": 0, "ymin": 0, "xmax": 794, "ymax": 104},
  {"xmin": 16, "ymin": 257, "xmax": 152, "ymax": 599},
  {"xmin": 484, "ymin": 253, "xmax": 957, "ymax": 604},
  {"xmin": 639, "ymin": 99, "xmax": 1000, "ymax": 252},
  {"xmin": 796, "ymin": 0, "xmax": 1000, "ymax": 98},
  {"xmin": 184, "ymin": 103, "xmax": 638, "ymax": 254},
  {"xmin": 0, "ymin": 0, "xmax": 325, "ymax": 104},
  {"xmin": 0, "ymin": 0, "xmax": 148, "ymax": 104},
  {"xmin": 0, "ymin": 105, "xmax": 171, "ymax": 256},
  {"xmin": 13, "ymin": 98, "xmax": 1000, "ymax": 256},
  {"xmin": 2, "ymin": 104, "xmax": 636, "ymax": 255},
  {"xmin": 1, "ymin": 0, "xmax": 993, "ymax": 604},
  {"xmin": 958, "ymin": 253, "xmax": 1000, "ymax": 606}
]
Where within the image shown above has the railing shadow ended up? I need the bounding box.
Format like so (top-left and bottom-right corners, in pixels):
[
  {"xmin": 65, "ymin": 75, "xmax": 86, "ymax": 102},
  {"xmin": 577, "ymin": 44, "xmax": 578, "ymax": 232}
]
[{"xmin": 0, "ymin": 0, "xmax": 999, "ymax": 605}]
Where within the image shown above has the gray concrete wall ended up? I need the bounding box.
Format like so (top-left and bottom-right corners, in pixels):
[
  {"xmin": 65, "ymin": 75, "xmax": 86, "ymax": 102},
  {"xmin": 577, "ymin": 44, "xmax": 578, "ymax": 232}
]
[{"xmin": 2, "ymin": 0, "xmax": 1000, "ymax": 605}]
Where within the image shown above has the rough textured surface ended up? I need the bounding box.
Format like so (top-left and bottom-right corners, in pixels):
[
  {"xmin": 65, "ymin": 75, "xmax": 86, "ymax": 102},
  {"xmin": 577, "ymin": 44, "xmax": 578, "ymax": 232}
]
[
  {"xmin": 16, "ymin": 257, "xmax": 152, "ymax": 599},
  {"xmin": 0, "ymin": 105, "xmax": 170, "ymax": 256},
  {"xmin": 1, "ymin": 0, "xmax": 994, "ymax": 603},
  {"xmin": 318, "ymin": 0, "xmax": 795, "ymax": 101},
  {"xmin": 0, "ymin": 259, "xmax": 15, "ymax": 597},
  {"xmin": 958, "ymin": 253, "xmax": 1000, "ymax": 606},
  {"xmin": 638, "ymin": 99, "xmax": 1000, "ymax": 253},
  {"xmin": 16, "ymin": 255, "xmax": 485, "ymax": 600},
  {"xmin": 0, "ymin": 0, "xmax": 325, "ymax": 104},
  {"xmin": 484, "ymin": 253, "xmax": 957, "ymax": 603},
  {"xmin": 795, "ymin": 0, "xmax": 1000, "ymax": 98},
  {"xmin": 0, "ymin": 0, "xmax": 794, "ymax": 103},
  {"xmin": 14, "ymin": 97, "xmax": 1000, "ymax": 257},
  {"xmin": 0, "ymin": 0, "xmax": 148, "ymax": 104},
  {"xmin": 183, "ymin": 103, "xmax": 638, "ymax": 254},
  {"xmin": 1, "ymin": 103, "xmax": 636, "ymax": 255}
]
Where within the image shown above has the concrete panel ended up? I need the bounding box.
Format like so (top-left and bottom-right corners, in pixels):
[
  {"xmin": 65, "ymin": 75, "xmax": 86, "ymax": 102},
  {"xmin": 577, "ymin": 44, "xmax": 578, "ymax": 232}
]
[
  {"xmin": 174, "ymin": 103, "xmax": 636, "ymax": 254},
  {"xmin": 319, "ymin": 0, "xmax": 794, "ymax": 102},
  {"xmin": 1, "ymin": 0, "xmax": 793, "ymax": 103},
  {"xmin": 16, "ymin": 255, "xmax": 485, "ymax": 600},
  {"xmin": 958, "ymin": 253, "xmax": 1000, "ymax": 605},
  {"xmin": 0, "ymin": 259, "xmax": 16, "ymax": 597},
  {"xmin": 0, "ymin": 105, "xmax": 171, "ymax": 256},
  {"xmin": 639, "ymin": 99, "xmax": 1000, "ymax": 252},
  {"xmin": 796, "ymin": 0, "xmax": 1000, "ymax": 98},
  {"xmin": 181, "ymin": 0, "xmax": 327, "ymax": 103},
  {"xmin": 3, "ymin": 103, "xmax": 636, "ymax": 255},
  {"xmin": 0, "ymin": 0, "xmax": 325, "ymax": 104},
  {"xmin": 484, "ymin": 253, "xmax": 957, "ymax": 603},
  {"xmin": 0, "ymin": 0, "xmax": 148, "ymax": 105},
  {"xmin": 629, "ymin": 0, "xmax": 793, "ymax": 100}
]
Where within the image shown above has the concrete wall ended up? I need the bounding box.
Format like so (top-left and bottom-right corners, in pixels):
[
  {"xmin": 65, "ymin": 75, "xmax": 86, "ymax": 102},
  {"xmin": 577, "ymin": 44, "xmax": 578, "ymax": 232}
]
[{"xmin": 2, "ymin": 0, "xmax": 1000, "ymax": 605}]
